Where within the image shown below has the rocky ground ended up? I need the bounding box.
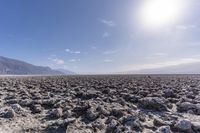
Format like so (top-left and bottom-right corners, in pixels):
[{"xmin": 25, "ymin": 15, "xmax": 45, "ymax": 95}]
[{"xmin": 0, "ymin": 75, "xmax": 200, "ymax": 133}]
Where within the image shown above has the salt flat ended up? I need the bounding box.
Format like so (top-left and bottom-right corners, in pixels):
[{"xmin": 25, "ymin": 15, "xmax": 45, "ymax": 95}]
[{"xmin": 0, "ymin": 75, "xmax": 199, "ymax": 133}]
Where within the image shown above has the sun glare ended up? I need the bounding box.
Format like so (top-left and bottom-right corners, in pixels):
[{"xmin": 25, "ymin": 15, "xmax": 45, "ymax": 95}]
[{"xmin": 138, "ymin": 0, "xmax": 186, "ymax": 29}]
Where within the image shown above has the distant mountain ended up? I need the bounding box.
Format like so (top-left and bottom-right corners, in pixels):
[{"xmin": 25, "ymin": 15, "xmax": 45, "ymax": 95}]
[
  {"xmin": 56, "ymin": 68, "xmax": 76, "ymax": 75},
  {"xmin": 0, "ymin": 56, "xmax": 67, "ymax": 75},
  {"xmin": 125, "ymin": 62, "xmax": 200, "ymax": 74}
]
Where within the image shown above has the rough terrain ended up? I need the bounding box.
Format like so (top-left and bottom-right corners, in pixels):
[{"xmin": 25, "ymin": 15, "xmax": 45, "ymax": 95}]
[{"xmin": 0, "ymin": 75, "xmax": 200, "ymax": 133}]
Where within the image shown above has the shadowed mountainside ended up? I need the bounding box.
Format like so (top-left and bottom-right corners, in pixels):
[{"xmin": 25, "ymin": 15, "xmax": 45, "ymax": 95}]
[{"xmin": 0, "ymin": 56, "xmax": 66, "ymax": 75}]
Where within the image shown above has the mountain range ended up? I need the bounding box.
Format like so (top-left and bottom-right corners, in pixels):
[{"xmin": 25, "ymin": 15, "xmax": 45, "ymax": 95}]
[
  {"xmin": 0, "ymin": 56, "xmax": 74, "ymax": 75},
  {"xmin": 125, "ymin": 62, "xmax": 200, "ymax": 74},
  {"xmin": 1, "ymin": 56, "xmax": 200, "ymax": 75}
]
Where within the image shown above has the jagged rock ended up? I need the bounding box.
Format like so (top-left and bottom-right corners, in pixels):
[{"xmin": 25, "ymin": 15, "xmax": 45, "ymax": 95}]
[
  {"xmin": 131, "ymin": 119, "xmax": 143, "ymax": 131},
  {"xmin": 111, "ymin": 108, "xmax": 124, "ymax": 118},
  {"xmin": 66, "ymin": 125, "xmax": 93, "ymax": 133},
  {"xmin": 105, "ymin": 119, "xmax": 118, "ymax": 133},
  {"xmin": 83, "ymin": 91, "xmax": 98, "ymax": 100},
  {"xmin": 86, "ymin": 108, "xmax": 99, "ymax": 121},
  {"xmin": 192, "ymin": 122, "xmax": 200, "ymax": 132},
  {"xmin": 48, "ymin": 119, "xmax": 66, "ymax": 130},
  {"xmin": 139, "ymin": 97, "xmax": 168, "ymax": 111},
  {"xmin": 195, "ymin": 104, "xmax": 200, "ymax": 115},
  {"xmin": 1, "ymin": 108, "xmax": 15, "ymax": 118},
  {"xmin": 102, "ymin": 89, "xmax": 110, "ymax": 94},
  {"xmin": 175, "ymin": 119, "xmax": 192, "ymax": 132},
  {"xmin": 42, "ymin": 99, "xmax": 55, "ymax": 108},
  {"xmin": 138, "ymin": 90, "xmax": 149, "ymax": 97},
  {"xmin": 92, "ymin": 119, "xmax": 105, "ymax": 130},
  {"xmin": 187, "ymin": 92, "xmax": 195, "ymax": 99},
  {"xmin": 72, "ymin": 103, "xmax": 91, "ymax": 117},
  {"xmin": 121, "ymin": 93, "xmax": 139, "ymax": 103},
  {"xmin": 62, "ymin": 110, "xmax": 72, "ymax": 118},
  {"xmin": 156, "ymin": 126, "xmax": 172, "ymax": 133},
  {"xmin": 144, "ymin": 129, "xmax": 154, "ymax": 133},
  {"xmin": 48, "ymin": 108, "xmax": 63, "ymax": 119},
  {"xmin": 11, "ymin": 104, "xmax": 24, "ymax": 113},
  {"xmin": 162, "ymin": 89, "xmax": 175, "ymax": 98},
  {"xmin": 64, "ymin": 118, "xmax": 76, "ymax": 124},
  {"xmin": 138, "ymin": 112, "xmax": 146, "ymax": 122},
  {"xmin": 5, "ymin": 99, "xmax": 18, "ymax": 104},
  {"xmin": 153, "ymin": 116, "xmax": 167, "ymax": 126},
  {"xmin": 122, "ymin": 115, "xmax": 137, "ymax": 126},
  {"xmin": 177, "ymin": 102, "xmax": 200, "ymax": 115},
  {"xmin": 97, "ymin": 105, "xmax": 110, "ymax": 116},
  {"xmin": 19, "ymin": 99, "xmax": 32, "ymax": 107},
  {"xmin": 177, "ymin": 102, "xmax": 196, "ymax": 112},
  {"xmin": 31, "ymin": 104, "xmax": 42, "ymax": 113}
]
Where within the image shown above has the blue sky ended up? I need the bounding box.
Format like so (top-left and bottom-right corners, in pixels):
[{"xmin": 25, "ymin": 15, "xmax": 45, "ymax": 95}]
[{"xmin": 0, "ymin": 0, "xmax": 200, "ymax": 73}]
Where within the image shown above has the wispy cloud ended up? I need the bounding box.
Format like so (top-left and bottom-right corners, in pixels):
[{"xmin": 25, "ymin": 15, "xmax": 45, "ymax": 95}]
[
  {"xmin": 154, "ymin": 53, "xmax": 168, "ymax": 56},
  {"xmin": 103, "ymin": 50, "xmax": 117, "ymax": 55},
  {"xmin": 122, "ymin": 58, "xmax": 200, "ymax": 71},
  {"xmin": 103, "ymin": 59, "xmax": 113, "ymax": 63},
  {"xmin": 69, "ymin": 59, "xmax": 81, "ymax": 62},
  {"xmin": 65, "ymin": 49, "xmax": 70, "ymax": 52},
  {"xmin": 53, "ymin": 59, "xmax": 65, "ymax": 65},
  {"xmin": 146, "ymin": 52, "xmax": 168, "ymax": 59},
  {"xmin": 72, "ymin": 51, "xmax": 81, "ymax": 54},
  {"xmin": 102, "ymin": 32, "xmax": 110, "ymax": 38},
  {"xmin": 100, "ymin": 19, "xmax": 116, "ymax": 27},
  {"xmin": 50, "ymin": 54, "xmax": 57, "ymax": 57},
  {"xmin": 65, "ymin": 49, "xmax": 81, "ymax": 54},
  {"xmin": 48, "ymin": 58, "xmax": 65, "ymax": 65},
  {"xmin": 91, "ymin": 46, "xmax": 97, "ymax": 50},
  {"xmin": 176, "ymin": 24, "xmax": 197, "ymax": 30}
]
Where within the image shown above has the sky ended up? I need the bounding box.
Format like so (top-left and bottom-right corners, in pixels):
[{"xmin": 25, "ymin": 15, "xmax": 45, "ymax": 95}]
[{"xmin": 0, "ymin": 0, "xmax": 200, "ymax": 74}]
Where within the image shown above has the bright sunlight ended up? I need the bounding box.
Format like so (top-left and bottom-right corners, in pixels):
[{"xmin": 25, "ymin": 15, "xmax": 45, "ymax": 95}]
[{"xmin": 138, "ymin": 0, "xmax": 187, "ymax": 28}]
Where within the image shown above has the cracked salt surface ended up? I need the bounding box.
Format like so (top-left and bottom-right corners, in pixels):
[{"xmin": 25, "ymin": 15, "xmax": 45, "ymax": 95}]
[{"xmin": 0, "ymin": 75, "xmax": 199, "ymax": 132}]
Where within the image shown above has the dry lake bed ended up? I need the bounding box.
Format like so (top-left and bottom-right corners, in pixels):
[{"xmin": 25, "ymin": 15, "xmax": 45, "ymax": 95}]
[{"xmin": 0, "ymin": 75, "xmax": 200, "ymax": 133}]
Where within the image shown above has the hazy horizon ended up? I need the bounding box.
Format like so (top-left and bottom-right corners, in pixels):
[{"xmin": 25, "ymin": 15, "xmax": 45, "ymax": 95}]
[{"xmin": 1, "ymin": 0, "xmax": 200, "ymax": 74}]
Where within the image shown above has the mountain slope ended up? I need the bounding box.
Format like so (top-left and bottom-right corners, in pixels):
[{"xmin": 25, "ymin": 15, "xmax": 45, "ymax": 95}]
[
  {"xmin": 0, "ymin": 56, "xmax": 64, "ymax": 75},
  {"xmin": 126, "ymin": 62, "xmax": 200, "ymax": 74},
  {"xmin": 56, "ymin": 68, "xmax": 76, "ymax": 75}
]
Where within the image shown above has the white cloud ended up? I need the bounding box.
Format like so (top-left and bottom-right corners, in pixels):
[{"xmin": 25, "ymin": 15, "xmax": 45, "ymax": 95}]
[
  {"xmin": 48, "ymin": 58, "xmax": 65, "ymax": 65},
  {"xmin": 65, "ymin": 49, "xmax": 81, "ymax": 54},
  {"xmin": 53, "ymin": 59, "xmax": 65, "ymax": 65},
  {"xmin": 50, "ymin": 54, "xmax": 57, "ymax": 57},
  {"xmin": 65, "ymin": 49, "xmax": 70, "ymax": 52},
  {"xmin": 72, "ymin": 51, "xmax": 81, "ymax": 54},
  {"xmin": 69, "ymin": 59, "xmax": 81, "ymax": 62},
  {"xmin": 100, "ymin": 19, "xmax": 116, "ymax": 27},
  {"xmin": 154, "ymin": 53, "xmax": 168, "ymax": 56},
  {"xmin": 69, "ymin": 59, "xmax": 76, "ymax": 62},
  {"xmin": 122, "ymin": 58, "xmax": 200, "ymax": 71},
  {"xmin": 103, "ymin": 59, "xmax": 113, "ymax": 63},
  {"xmin": 103, "ymin": 50, "xmax": 117, "ymax": 55},
  {"xmin": 91, "ymin": 46, "xmax": 97, "ymax": 50},
  {"xmin": 176, "ymin": 24, "xmax": 197, "ymax": 30},
  {"xmin": 102, "ymin": 32, "xmax": 110, "ymax": 38},
  {"xmin": 146, "ymin": 53, "xmax": 168, "ymax": 59}
]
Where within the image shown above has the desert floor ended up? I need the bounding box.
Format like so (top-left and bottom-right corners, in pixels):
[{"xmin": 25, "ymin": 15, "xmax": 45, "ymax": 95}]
[{"xmin": 0, "ymin": 75, "xmax": 200, "ymax": 133}]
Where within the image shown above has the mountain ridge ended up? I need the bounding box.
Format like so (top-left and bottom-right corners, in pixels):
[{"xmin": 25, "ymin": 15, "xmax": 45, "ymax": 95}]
[
  {"xmin": 0, "ymin": 56, "xmax": 72, "ymax": 75},
  {"xmin": 123, "ymin": 62, "xmax": 200, "ymax": 74}
]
